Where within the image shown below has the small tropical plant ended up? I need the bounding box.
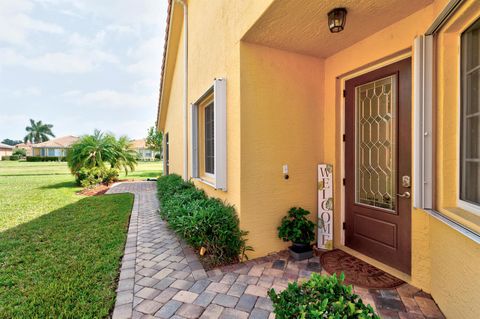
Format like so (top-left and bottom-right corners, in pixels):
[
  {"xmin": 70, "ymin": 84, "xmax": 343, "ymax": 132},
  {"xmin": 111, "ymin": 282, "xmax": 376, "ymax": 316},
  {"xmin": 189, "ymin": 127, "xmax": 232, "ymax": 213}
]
[
  {"xmin": 67, "ymin": 130, "xmax": 137, "ymax": 186},
  {"xmin": 278, "ymin": 207, "xmax": 315, "ymax": 245},
  {"xmin": 157, "ymin": 174, "xmax": 252, "ymax": 267},
  {"xmin": 268, "ymin": 273, "xmax": 379, "ymax": 319},
  {"xmin": 24, "ymin": 119, "xmax": 55, "ymax": 143},
  {"xmin": 12, "ymin": 148, "xmax": 26, "ymax": 157}
]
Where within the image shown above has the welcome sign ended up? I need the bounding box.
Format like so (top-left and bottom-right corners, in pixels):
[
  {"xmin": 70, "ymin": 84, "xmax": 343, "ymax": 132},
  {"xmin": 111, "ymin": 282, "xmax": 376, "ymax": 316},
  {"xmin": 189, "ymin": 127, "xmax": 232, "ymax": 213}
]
[{"xmin": 318, "ymin": 164, "xmax": 333, "ymax": 250}]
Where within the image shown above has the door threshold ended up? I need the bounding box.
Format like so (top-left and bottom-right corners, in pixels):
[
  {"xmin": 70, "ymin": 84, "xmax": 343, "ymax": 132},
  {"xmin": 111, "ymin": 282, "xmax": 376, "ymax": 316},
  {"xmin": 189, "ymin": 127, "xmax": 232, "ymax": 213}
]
[{"xmin": 336, "ymin": 245, "xmax": 412, "ymax": 283}]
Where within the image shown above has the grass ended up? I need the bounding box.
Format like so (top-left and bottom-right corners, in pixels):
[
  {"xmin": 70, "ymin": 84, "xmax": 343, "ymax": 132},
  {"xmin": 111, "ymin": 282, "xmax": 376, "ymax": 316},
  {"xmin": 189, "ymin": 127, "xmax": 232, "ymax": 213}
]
[
  {"xmin": 0, "ymin": 160, "xmax": 161, "ymax": 317},
  {"xmin": 0, "ymin": 161, "xmax": 162, "ymax": 231}
]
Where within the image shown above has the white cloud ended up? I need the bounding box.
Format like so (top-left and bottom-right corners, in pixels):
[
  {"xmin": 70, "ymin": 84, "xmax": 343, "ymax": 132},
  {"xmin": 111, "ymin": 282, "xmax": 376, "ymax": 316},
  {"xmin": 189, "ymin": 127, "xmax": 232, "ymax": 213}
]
[
  {"xmin": 0, "ymin": 114, "xmax": 30, "ymax": 138},
  {"xmin": 126, "ymin": 36, "xmax": 163, "ymax": 75},
  {"xmin": 0, "ymin": 0, "xmax": 64, "ymax": 45},
  {"xmin": 0, "ymin": 48, "xmax": 118, "ymax": 74},
  {"xmin": 12, "ymin": 86, "xmax": 42, "ymax": 97},
  {"xmin": 65, "ymin": 89, "xmax": 153, "ymax": 110}
]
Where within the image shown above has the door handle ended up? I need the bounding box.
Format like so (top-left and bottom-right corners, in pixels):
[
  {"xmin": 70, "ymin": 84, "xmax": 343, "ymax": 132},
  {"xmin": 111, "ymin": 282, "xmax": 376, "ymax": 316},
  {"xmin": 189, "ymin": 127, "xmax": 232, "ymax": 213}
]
[{"xmin": 396, "ymin": 191, "xmax": 411, "ymax": 199}]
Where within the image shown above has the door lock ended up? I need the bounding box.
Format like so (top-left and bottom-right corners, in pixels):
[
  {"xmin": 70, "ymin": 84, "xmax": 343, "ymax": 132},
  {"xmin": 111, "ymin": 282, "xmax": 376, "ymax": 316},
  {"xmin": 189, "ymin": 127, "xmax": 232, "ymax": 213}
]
[
  {"xmin": 396, "ymin": 191, "xmax": 411, "ymax": 199},
  {"xmin": 402, "ymin": 176, "xmax": 411, "ymax": 188}
]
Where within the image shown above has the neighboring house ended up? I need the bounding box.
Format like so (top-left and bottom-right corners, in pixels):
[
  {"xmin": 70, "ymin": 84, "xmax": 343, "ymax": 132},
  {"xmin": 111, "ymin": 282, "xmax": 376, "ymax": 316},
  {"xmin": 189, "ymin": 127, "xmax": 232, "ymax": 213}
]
[
  {"xmin": 32, "ymin": 136, "xmax": 79, "ymax": 157},
  {"xmin": 157, "ymin": 1, "xmax": 480, "ymax": 318},
  {"xmin": 14, "ymin": 142, "xmax": 33, "ymax": 156},
  {"xmin": 0, "ymin": 143, "xmax": 13, "ymax": 158},
  {"xmin": 131, "ymin": 139, "xmax": 157, "ymax": 161}
]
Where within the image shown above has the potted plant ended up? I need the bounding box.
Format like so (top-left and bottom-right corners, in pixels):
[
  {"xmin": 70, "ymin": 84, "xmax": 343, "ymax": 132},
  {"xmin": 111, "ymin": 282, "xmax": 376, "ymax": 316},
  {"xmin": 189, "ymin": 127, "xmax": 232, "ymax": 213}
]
[{"xmin": 277, "ymin": 207, "xmax": 316, "ymax": 260}]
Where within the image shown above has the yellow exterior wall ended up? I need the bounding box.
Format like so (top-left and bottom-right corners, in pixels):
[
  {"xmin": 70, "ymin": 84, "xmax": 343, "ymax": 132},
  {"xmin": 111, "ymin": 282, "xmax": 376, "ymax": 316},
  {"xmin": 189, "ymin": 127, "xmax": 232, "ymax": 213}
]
[
  {"xmin": 240, "ymin": 42, "xmax": 324, "ymax": 257},
  {"xmin": 160, "ymin": 0, "xmax": 480, "ymax": 317},
  {"xmin": 321, "ymin": 1, "xmax": 480, "ymax": 317},
  {"xmin": 160, "ymin": 0, "xmax": 274, "ymax": 214},
  {"xmin": 430, "ymin": 1, "xmax": 480, "ymax": 317}
]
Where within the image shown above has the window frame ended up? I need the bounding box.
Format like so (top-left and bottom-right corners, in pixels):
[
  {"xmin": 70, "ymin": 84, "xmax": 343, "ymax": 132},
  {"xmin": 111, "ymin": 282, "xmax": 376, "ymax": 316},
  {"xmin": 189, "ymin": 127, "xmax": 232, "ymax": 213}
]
[
  {"xmin": 191, "ymin": 78, "xmax": 227, "ymax": 191},
  {"xmin": 198, "ymin": 94, "xmax": 215, "ymax": 182},
  {"xmin": 459, "ymin": 17, "xmax": 480, "ymax": 215}
]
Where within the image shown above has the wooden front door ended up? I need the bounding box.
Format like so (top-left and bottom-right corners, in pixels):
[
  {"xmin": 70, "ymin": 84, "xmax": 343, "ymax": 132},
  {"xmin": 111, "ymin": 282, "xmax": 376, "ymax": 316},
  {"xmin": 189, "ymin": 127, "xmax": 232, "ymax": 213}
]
[{"xmin": 344, "ymin": 58, "xmax": 412, "ymax": 274}]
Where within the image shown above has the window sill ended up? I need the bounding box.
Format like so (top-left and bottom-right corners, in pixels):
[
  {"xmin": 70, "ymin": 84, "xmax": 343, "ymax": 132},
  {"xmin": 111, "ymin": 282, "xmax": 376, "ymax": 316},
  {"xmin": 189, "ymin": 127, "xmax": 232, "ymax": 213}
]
[
  {"xmin": 193, "ymin": 177, "xmax": 216, "ymax": 189},
  {"xmin": 440, "ymin": 207, "xmax": 480, "ymax": 233},
  {"xmin": 424, "ymin": 207, "xmax": 480, "ymax": 244}
]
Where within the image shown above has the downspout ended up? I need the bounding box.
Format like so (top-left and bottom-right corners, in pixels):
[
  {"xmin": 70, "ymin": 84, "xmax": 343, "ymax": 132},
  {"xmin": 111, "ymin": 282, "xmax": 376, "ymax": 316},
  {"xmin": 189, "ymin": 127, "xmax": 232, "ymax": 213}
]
[{"xmin": 175, "ymin": 0, "xmax": 188, "ymax": 180}]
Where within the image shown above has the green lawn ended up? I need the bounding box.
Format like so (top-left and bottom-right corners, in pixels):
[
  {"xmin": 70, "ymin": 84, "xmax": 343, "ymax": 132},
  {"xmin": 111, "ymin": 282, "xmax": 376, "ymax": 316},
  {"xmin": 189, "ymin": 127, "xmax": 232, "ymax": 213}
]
[{"xmin": 0, "ymin": 160, "xmax": 160, "ymax": 318}]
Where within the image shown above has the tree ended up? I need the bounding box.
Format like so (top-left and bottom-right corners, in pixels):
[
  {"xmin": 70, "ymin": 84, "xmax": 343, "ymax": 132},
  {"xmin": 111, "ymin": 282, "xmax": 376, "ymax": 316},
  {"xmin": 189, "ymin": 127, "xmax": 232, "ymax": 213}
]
[
  {"xmin": 146, "ymin": 126, "xmax": 163, "ymax": 153},
  {"xmin": 24, "ymin": 119, "xmax": 55, "ymax": 143},
  {"xmin": 12, "ymin": 148, "xmax": 26, "ymax": 156},
  {"xmin": 1, "ymin": 139, "xmax": 22, "ymax": 146},
  {"xmin": 67, "ymin": 130, "xmax": 137, "ymax": 177},
  {"xmin": 110, "ymin": 135, "xmax": 138, "ymax": 175}
]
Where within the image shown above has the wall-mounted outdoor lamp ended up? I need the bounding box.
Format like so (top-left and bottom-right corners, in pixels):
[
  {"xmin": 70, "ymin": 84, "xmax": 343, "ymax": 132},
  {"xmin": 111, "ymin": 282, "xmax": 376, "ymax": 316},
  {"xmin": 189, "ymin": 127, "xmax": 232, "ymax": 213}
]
[{"xmin": 328, "ymin": 8, "xmax": 347, "ymax": 33}]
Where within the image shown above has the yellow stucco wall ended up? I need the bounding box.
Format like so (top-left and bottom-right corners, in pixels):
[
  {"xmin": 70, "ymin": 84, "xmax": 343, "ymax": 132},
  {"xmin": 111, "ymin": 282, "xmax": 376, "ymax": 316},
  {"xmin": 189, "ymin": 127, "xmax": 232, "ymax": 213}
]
[
  {"xmin": 240, "ymin": 42, "xmax": 324, "ymax": 257},
  {"xmin": 322, "ymin": 1, "xmax": 480, "ymax": 317},
  {"xmin": 161, "ymin": 0, "xmax": 274, "ymax": 213},
  {"xmin": 429, "ymin": 2, "xmax": 480, "ymax": 317},
  {"xmin": 160, "ymin": 0, "xmax": 480, "ymax": 317}
]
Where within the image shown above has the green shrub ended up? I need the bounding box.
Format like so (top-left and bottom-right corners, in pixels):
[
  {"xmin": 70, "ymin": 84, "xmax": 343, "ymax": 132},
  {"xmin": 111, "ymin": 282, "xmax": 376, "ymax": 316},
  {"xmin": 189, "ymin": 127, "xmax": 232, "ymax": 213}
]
[
  {"xmin": 157, "ymin": 174, "xmax": 251, "ymax": 267},
  {"xmin": 2, "ymin": 155, "xmax": 20, "ymax": 161},
  {"xmin": 76, "ymin": 167, "xmax": 119, "ymax": 187},
  {"xmin": 278, "ymin": 207, "xmax": 316, "ymax": 244},
  {"xmin": 26, "ymin": 156, "xmax": 66, "ymax": 162},
  {"xmin": 268, "ymin": 273, "xmax": 379, "ymax": 319},
  {"xmin": 12, "ymin": 148, "xmax": 26, "ymax": 156}
]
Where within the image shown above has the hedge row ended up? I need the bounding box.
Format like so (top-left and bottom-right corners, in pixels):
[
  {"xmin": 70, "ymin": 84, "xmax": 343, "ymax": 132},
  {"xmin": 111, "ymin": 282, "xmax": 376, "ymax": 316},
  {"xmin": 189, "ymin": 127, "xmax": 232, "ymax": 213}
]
[
  {"xmin": 157, "ymin": 174, "xmax": 251, "ymax": 267},
  {"xmin": 26, "ymin": 156, "xmax": 66, "ymax": 162},
  {"xmin": 1, "ymin": 155, "xmax": 20, "ymax": 161}
]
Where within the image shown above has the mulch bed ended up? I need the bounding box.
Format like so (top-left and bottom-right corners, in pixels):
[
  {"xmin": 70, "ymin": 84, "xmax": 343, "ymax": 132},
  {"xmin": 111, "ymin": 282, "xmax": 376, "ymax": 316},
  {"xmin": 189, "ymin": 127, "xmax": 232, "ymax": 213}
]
[
  {"xmin": 76, "ymin": 179, "xmax": 144, "ymax": 196},
  {"xmin": 77, "ymin": 184, "xmax": 111, "ymax": 196}
]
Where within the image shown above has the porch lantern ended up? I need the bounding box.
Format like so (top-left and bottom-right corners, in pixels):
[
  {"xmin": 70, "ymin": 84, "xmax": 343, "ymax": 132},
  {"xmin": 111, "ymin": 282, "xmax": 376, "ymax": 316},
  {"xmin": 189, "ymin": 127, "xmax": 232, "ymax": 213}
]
[{"xmin": 328, "ymin": 8, "xmax": 347, "ymax": 33}]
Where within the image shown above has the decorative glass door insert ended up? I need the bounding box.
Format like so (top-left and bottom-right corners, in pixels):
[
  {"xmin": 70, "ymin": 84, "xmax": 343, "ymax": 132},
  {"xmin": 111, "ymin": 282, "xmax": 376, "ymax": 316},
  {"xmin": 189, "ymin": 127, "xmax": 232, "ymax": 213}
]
[{"xmin": 355, "ymin": 75, "xmax": 397, "ymax": 211}]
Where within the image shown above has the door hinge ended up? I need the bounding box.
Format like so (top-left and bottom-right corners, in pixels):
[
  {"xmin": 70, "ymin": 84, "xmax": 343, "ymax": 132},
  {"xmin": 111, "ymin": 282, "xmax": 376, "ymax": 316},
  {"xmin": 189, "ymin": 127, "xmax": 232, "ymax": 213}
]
[
  {"xmin": 342, "ymin": 178, "xmax": 346, "ymax": 186},
  {"xmin": 343, "ymin": 89, "xmax": 346, "ymax": 98},
  {"xmin": 342, "ymin": 222, "xmax": 346, "ymax": 230},
  {"xmin": 342, "ymin": 134, "xmax": 346, "ymax": 142}
]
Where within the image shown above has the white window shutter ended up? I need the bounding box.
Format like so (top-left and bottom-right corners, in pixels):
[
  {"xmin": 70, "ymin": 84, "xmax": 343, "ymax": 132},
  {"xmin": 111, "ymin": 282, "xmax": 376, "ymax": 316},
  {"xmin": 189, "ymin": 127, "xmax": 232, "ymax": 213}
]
[
  {"xmin": 413, "ymin": 35, "xmax": 434, "ymax": 209},
  {"xmin": 191, "ymin": 103, "xmax": 199, "ymax": 178},
  {"xmin": 214, "ymin": 78, "xmax": 227, "ymax": 191}
]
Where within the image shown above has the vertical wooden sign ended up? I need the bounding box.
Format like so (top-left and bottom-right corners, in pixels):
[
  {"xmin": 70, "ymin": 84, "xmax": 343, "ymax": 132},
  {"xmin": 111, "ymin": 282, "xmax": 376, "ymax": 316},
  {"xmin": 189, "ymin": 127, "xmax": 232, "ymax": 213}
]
[{"xmin": 318, "ymin": 164, "xmax": 333, "ymax": 250}]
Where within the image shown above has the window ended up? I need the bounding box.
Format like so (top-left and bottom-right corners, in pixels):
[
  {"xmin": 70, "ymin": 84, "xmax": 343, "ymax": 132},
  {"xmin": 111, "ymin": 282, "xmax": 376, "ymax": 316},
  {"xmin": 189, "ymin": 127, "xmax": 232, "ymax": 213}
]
[
  {"xmin": 204, "ymin": 103, "xmax": 215, "ymax": 174},
  {"xmin": 191, "ymin": 78, "xmax": 227, "ymax": 190},
  {"xmin": 460, "ymin": 18, "xmax": 480, "ymax": 206}
]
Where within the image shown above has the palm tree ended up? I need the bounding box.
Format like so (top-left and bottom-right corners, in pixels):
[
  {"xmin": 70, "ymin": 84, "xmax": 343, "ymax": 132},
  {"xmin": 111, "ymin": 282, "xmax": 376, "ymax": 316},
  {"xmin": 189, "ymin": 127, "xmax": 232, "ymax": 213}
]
[
  {"xmin": 67, "ymin": 130, "xmax": 137, "ymax": 177},
  {"xmin": 110, "ymin": 135, "xmax": 138, "ymax": 175},
  {"xmin": 24, "ymin": 119, "xmax": 55, "ymax": 143}
]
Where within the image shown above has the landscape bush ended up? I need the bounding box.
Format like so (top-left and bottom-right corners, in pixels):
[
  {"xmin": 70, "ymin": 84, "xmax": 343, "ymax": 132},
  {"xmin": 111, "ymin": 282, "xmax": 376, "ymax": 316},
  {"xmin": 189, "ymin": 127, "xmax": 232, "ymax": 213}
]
[
  {"xmin": 2, "ymin": 155, "xmax": 20, "ymax": 161},
  {"xmin": 268, "ymin": 273, "xmax": 379, "ymax": 319},
  {"xmin": 26, "ymin": 156, "xmax": 66, "ymax": 162},
  {"xmin": 157, "ymin": 174, "xmax": 251, "ymax": 267},
  {"xmin": 67, "ymin": 130, "xmax": 136, "ymax": 188},
  {"xmin": 75, "ymin": 167, "xmax": 119, "ymax": 188},
  {"xmin": 12, "ymin": 148, "xmax": 26, "ymax": 157}
]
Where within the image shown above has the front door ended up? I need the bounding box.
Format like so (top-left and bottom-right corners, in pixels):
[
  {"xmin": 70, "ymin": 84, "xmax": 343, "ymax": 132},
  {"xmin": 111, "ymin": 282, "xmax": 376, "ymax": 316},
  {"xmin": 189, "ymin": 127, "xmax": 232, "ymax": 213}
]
[{"xmin": 344, "ymin": 58, "xmax": 412, "ymax": 274}]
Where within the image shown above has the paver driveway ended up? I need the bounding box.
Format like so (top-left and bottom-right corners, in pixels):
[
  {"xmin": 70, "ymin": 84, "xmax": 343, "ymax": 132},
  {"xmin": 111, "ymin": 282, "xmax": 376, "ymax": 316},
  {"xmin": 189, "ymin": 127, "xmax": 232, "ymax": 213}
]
[{"xmin": 109, "ymin": 182, "xmax": 444, "ymax": 319}]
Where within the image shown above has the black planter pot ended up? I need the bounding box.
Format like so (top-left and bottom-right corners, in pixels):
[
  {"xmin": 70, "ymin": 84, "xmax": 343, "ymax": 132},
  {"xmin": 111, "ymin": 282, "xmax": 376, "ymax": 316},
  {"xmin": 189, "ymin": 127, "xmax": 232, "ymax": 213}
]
[{"xmin": 289, "ymin": 242, "xmax": 313, "ymax": 261}]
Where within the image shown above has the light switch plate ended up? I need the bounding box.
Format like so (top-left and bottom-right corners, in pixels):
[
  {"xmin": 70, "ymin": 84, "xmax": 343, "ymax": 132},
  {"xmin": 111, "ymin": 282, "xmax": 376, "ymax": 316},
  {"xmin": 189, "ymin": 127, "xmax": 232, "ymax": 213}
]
[{"xmin": 283, "ymin": 164, "xmax": 288, "ymax": 174}]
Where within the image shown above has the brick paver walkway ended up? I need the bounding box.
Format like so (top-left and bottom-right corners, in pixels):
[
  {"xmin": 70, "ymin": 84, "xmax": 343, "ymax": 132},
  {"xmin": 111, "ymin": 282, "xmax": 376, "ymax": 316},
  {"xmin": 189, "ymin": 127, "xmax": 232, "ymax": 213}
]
[{"xmin": 109, "ymin": 182, "xmax": 444, "ymax": 319}]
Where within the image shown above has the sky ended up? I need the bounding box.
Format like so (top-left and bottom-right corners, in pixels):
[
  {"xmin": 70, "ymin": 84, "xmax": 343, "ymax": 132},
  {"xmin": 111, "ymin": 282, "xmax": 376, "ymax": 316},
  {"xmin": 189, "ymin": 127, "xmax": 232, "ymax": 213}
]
[{"xmin": 0, "ymin": 0, "xmax": 168, "ymax": 141}]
